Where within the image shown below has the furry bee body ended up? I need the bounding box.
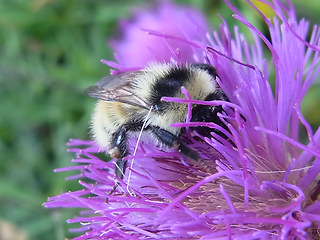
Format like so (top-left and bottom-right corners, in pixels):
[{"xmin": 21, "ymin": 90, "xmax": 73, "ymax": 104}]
[{"xmin": 86, "ymin": 63, "xmax": 227, "ymax": 180}]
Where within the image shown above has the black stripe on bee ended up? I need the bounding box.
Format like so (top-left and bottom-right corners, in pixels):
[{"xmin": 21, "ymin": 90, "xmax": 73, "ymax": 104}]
[{"xmin": 148, "ymin": 66, "xmax": 190, "ymax": 112}]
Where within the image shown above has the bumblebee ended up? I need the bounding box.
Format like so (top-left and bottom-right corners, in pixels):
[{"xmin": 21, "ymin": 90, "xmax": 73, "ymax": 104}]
[{"xmin": 86, "ymin": 63, "xmax": 227, "ymax": 182}]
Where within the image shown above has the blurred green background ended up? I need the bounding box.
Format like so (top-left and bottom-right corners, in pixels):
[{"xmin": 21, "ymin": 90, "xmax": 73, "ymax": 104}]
[{"xmin": 0, "ymin": 0, "xmax": 319, "ymax": 239}]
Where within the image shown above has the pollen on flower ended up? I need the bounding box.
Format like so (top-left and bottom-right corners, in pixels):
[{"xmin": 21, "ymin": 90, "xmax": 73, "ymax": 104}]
[{"xmin": 44, "ymin": 0, "xmax": 320, "ymax": 239}]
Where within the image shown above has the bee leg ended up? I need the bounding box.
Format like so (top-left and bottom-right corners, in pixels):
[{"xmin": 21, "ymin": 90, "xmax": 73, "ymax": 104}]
[
  {"xmin": 114, "ymin": 159, "xmax": 127, "ymax": 182},
  {"xmin": 151, "ymin": 126, "xmax": 199, "ymax": 160},
  {"xmin": 108, "ymin": 159, "xmax": 127, "ymax": 197},
  {"xmin": 108, "ymin": 127, "xmax": 128, "ymax": 196},
  {"xmin": 109, "ymin": 127, "xmax": 128, "ymax": 159}
]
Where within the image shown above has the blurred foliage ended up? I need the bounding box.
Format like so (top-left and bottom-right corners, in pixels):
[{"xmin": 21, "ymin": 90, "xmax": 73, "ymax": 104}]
[{"xmin": 0, "ymin": 0, "xmax": 319, "ymax": 239}]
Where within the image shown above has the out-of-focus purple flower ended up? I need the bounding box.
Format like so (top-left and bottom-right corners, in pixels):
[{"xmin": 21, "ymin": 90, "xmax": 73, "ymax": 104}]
[
  {"xmin": 109, "ymin": 1, "xmax": 209, "ymax": 69},
  {"xmin": 44, "ymin": 1, "xmax": 320, "ymax": 239}
]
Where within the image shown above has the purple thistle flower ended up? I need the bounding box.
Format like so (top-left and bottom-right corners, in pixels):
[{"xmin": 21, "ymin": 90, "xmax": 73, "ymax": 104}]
[
  {"xmin": 108, "ymin": 1, "xmax": 209, "ymax": 70},
  {"xmin": 44, "ymin": 1, "xmax": 320, "ymax": 239}
]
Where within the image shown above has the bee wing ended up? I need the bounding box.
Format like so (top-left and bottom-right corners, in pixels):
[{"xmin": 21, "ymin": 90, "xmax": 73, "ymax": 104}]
[{"xmin": 85, "ymin": 71, "xmax": 150, "ymax": 110}]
